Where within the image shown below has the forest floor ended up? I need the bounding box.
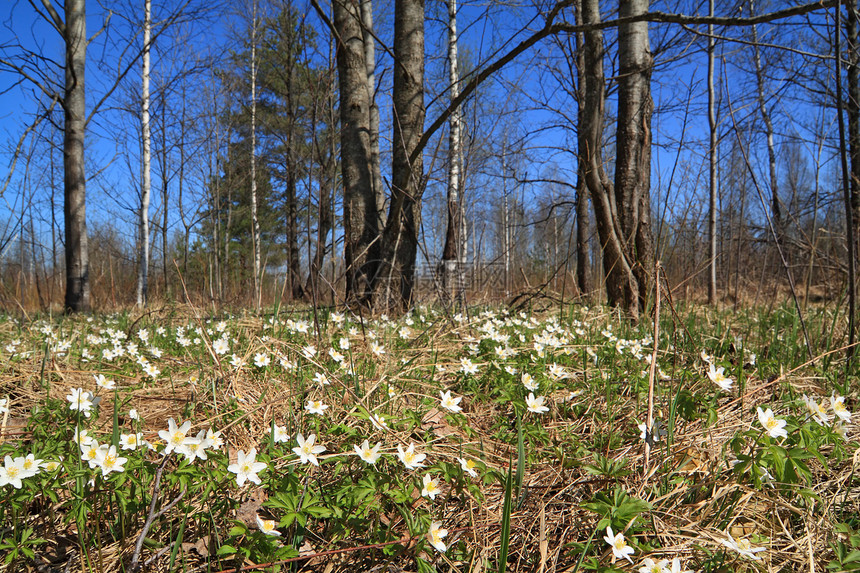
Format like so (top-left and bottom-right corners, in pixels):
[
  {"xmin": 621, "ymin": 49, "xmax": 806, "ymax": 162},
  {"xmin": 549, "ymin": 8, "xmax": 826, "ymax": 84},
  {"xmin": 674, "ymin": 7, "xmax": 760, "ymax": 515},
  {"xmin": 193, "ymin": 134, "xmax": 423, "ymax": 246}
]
[{"xmin": 0, "ymin": 300, "xmax": 857, "ymax": 573}]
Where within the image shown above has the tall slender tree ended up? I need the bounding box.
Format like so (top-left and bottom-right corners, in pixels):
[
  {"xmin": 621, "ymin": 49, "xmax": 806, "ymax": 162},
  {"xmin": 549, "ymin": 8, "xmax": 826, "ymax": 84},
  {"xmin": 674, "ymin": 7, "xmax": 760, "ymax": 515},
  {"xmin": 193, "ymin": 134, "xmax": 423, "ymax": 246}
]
[
  {"xmin": 375, "ymin": 0, "xmax": 425, "ymax": 311},
  {"xmin": 137, "ymin": 0, "xmax": 152, "ymax": 307},
  {"xmin": 63, "ymin": 0, "xmax": 90, "ymax": 312},
  {"xmin": 249, "ymin": 0, "xmax": 261, "ymax": 309},
  {"xmin": 332, "ymin": 0, "xmax": 380, "ymax": 305},
  {"xmin": 441, "ymin": 0, "xmax": 463, "ymax": 304}
]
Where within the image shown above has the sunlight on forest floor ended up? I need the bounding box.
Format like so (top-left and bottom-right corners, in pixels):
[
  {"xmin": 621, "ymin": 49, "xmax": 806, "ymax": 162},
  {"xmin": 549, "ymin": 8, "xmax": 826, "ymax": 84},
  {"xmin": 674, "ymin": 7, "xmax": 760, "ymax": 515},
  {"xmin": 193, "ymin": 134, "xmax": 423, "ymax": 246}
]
[{"xmin": 0, "ymin": 301, "xmax": 856, "ymax": 572}]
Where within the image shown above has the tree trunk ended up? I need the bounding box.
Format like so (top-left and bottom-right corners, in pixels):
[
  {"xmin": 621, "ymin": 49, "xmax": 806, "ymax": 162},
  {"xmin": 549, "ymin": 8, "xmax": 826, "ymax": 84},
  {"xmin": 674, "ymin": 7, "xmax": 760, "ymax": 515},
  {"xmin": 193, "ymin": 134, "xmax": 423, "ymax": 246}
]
[
  {"xmin": 847, "ymin": 1, "xmax": 860, "ymax": 255},
  {"xmin": 708, "ymin": 0, "xmax": 717, "ymax": 304},
  {"xmin": 574, "ymin": 0, "xmax": 591, "ymax": 299},
  {"xmin": 137, "ymin": 0, "xmax": 152, "ymax": 307},
  {"xmin": 333, "ymin": 0, "xmax": 380, "ymax": 305},
  {"xmin": 580, "ymin": 0, "xmax": 640, "ymax": 319},
  {"xmin": 64, "ymin": 0, "xmax": 90, "ymax": 312},
  {"xmin": 360, "ymin": 0, "xmax": 385, "ymax": 229},
  {"xmin": 250, "ymin": 0, "xmax": 261, "ymax": 309},
  {"xmin": 614, "ymin": 0, "xmax": 655, "ymax": 312},
  {"xmin": 306, "ymin": 39, "xmax": 337, "ymax": 299},
  {"xmin": 160, "ymin": 105, "xmax": 169, "ymax": 297},
  {"xmin": 750, "ymin": 0, "xmax": 782, "ymax": 245},
  {"xmin": 441, "ymin": 0, "xmax": 463, "ymax": 304},
  {"xmin": 375, "ymin": 0, "xmax": 425, "ymax": 312}
]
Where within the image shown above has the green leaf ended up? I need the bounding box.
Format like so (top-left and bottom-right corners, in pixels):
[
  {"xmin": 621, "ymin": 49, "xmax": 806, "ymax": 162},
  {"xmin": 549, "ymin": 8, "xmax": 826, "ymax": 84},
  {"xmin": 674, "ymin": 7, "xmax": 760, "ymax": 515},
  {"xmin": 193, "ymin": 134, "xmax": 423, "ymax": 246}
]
[{"xmin": 216, "ymin": 544, "xmax": 237, "ymax": 556}]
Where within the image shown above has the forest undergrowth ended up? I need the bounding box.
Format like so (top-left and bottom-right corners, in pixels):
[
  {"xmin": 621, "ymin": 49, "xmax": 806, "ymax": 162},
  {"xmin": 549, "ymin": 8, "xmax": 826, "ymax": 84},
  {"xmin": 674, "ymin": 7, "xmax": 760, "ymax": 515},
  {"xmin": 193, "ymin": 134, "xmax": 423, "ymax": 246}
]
[{"xmin": 0, "ymin": 299, "xmax": 857, "ymax": 573}]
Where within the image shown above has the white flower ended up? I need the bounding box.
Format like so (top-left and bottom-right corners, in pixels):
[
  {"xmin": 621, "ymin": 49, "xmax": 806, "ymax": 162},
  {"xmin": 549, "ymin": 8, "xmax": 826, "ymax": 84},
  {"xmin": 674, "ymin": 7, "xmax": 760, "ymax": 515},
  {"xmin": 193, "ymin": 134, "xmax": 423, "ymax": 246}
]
[
  {"xmin": 293, "ymin": 433, "xmax": 326, "ymax": 466},
  {"xmin": 756, "ymin": 407, "xmax": 788, "ymax": 439},
  {"xmin": 354, "ymin": 440, "xmax": 382, "ymax": 464},
  {"xmin": 370, "ymin": 414, "xmax": 389, "ymax": 431},
  {"xmin": 253, "ymin": 353, "xmax": 270, "ymax": 368},
  {"xmin": 143, "ymin": 363, "xmax": 160, "ymax": 379},
  {"xmin": 832, "ymin": 393, "xmax": 852, "ymax": 423},
  {"xmin": 305, "ymin": 399, "xmax": 329, "ymax": 416},
  {"xmin": 421, "ymin": 474, "xmax": 441, "ymax": 499},
  {"xmin": 522, "ymin": 373, "xmax": 539, "ymax": 391},
  {"xmin": 525, "ymin": 393, "xmax": 549, "ymax": 414},
  {"xmin": 0, "ymin": 456, "xmax": 27, "ymax": 488},
  {"xmin": 459, "ymin": 457, "xmax": 479, "ymax": 477},
  {"xmin": 74, "ymin": 428, "xmax": 93, "ymax": 447},
  {"xmin": 80, "ymin": 441, "xmax": 103, "ymax": 469},
  {"xmin": 427, "ymin": 521, "xmax": 448, "ymax": 552},
  {"xmin": 94, "ymin": 374, "xmax": 115, "ymax": 390},
  {"xmin": 604, "ymin": 526, "xmax": 634, "ymax": 563},
  {"xmin": 213, "ymin": 338, "xmax": 229, "ymax": 355},
  {"xmin": 0, "ymin": 398, "xmax": 9, "ymax": 415},
  {"xmin": 396, "ymin": 443, "xmax": 426, "ymax": 470},
  {"xmin": 176, "ymin": 431, "xmax": 212, "ymax": 462},
  {"xmin": 313, "ymin": 372, "xmax": 330, "ymax": 387},
  {"xmin": 720, "ymin": 533, "xmax": 765, "ymax": 560},
  {"xmin": 338, "ymin": 337, "xmax": 350, "ymax": 350},
  {"xmin": 370, "ymin": 342, "xmax": 385, "ymax": 357},
  {"xmin": 128, "ymin": 408, "xmax": 139, "ymax": 420},
  {"xmin": 460, "ymin": 357, "xmax": 479, "ymax": 375},
  {"xmin": 21, "ymin": 454, "xmax": 42, "ymax": 478},
  {"xmin": 669, "ymin": 558, "xmax": 692, "ymax": 573},
  {"xmin": 439, "ymin": 390, "xmax": 463, "ymax": 413},
  {"xmin": 256, "ymin": 515, "xmax": 281, "ymax": 537},
  {"xmin": 227, "ymin": 448, "xmax": 267, "ymax": 486},
  {"xmin": 638, "ymin": 557, "xmax": 670, "ymax": 573},
  {"xmin": 707, "ymin": 363, "xmax": 733, "ymax": 391},
  {"xmin": 119, "ymin": 433, "xmax": 144, "ymax": 450},
  {"xmin": 206, "ymin": 428, "xmax": 224, "ymax": 449},
  {"xmin": 637, "ymin": 421, "xmax": 666, "ymax": 443},
  {"xmin": 272, "ymin": 425, "xmax": 290, "ymax": 444},
  {"xmin": 301, "ymin": 345, "xmax": 316, "ymax": 359},
  {"xmin": 158, "ymin": 418, "xmax": 192, "ymax": 456},
  {"xmin": 67, "ymin": 388, "xmax": 99, "ymax": 417},
  {"xmin": 96, "ymin": 445, "xmax": 127, "ymax": 476},
  {"xmin": 547, "ymin": 363, "xmax": 567, "ymax": 380}
]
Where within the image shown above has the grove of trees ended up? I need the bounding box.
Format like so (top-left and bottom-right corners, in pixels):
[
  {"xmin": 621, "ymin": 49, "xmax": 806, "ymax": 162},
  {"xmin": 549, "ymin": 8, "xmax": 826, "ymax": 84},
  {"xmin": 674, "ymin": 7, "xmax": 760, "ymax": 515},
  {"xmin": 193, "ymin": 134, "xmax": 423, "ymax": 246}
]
[{"xmin": 0, "ymin": 0, "xmax": 857, "ymax": 326}]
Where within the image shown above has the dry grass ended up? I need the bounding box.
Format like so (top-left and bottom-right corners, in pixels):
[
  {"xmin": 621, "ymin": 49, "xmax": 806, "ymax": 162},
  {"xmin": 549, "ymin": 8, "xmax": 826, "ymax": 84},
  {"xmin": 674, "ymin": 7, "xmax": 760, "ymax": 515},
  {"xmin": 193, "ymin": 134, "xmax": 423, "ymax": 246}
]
[{"xmin": 0, "ymin": 303, "xmax": 857, "ymax": 573}]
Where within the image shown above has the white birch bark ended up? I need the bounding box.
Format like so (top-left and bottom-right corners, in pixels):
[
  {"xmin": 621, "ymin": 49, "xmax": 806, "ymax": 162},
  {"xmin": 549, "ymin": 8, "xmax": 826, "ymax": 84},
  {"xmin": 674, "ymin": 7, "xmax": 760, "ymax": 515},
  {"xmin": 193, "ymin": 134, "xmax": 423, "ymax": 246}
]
[
  {"xmin": 137, "ymin": 0, "xmax": 152, "ymax": 307},
  {"xmin": 249, "ymin": 0, "xmax": 261, "ymax": 310}
]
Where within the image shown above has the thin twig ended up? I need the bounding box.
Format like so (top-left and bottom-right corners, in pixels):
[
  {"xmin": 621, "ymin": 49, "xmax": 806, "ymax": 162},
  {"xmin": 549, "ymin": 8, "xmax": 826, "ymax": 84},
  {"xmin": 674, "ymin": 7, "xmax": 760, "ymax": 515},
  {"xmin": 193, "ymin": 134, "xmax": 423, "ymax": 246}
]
[
  {"xmin": 644, "ymin": 262, "xmax": 662, "ymax": 476},
  {"xmin": 130, "ymin": 458, "xmax": 187, "ymax": 572}
]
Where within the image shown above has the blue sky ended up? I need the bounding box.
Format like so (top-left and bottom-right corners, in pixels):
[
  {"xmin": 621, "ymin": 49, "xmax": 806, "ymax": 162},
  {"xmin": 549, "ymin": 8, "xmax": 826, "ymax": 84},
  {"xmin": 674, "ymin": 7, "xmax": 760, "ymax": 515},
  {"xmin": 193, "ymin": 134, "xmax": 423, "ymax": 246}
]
[{"xmin": 0, "ymin": 0, "xmax": 846, "ymax": 271}]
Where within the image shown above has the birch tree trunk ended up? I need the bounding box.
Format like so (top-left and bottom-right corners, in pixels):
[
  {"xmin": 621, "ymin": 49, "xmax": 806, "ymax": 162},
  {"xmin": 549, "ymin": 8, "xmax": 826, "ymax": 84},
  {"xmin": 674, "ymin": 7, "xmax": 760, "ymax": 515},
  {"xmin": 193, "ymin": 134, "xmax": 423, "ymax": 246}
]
[
  {"xmin": 250, "ymin": 0, "xmax": 261, "ymax": 310},
  {"xmin": 137, "ymin": 0, "xmax": 152, "ymax": 307},
  {"xmin": 360, "ymin": 0, "xmax": 385, "ymax": 229},
  {"xmin": 441, "ymin": 0, "xmax": 463, "ymax": 305},
  {"xmin": 614, "ymin": 0, "xmax": 655, "ymax": 312},
  {"xmin": 708, "ymin": 0, "xmax": 718, "ymax": 304},
  {"xmin": 334, "ymin": 0, "xmax": 380, "ymax": 305},
  {"xmin": 63, "ymin": 0, "xmax": 90, "ymax": 312}
]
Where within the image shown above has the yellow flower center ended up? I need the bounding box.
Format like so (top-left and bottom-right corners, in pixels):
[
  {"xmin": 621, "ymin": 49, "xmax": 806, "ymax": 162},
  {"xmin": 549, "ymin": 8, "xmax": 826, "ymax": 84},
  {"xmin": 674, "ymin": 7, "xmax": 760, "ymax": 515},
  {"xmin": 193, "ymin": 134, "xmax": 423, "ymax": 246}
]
[
  {"xmin": 7, "ymin": 466, "xmax": 19, "ymax": 478},
  {"xmin": 766, "ymin": 418, "xmax": 778, "ymax": 429}
]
